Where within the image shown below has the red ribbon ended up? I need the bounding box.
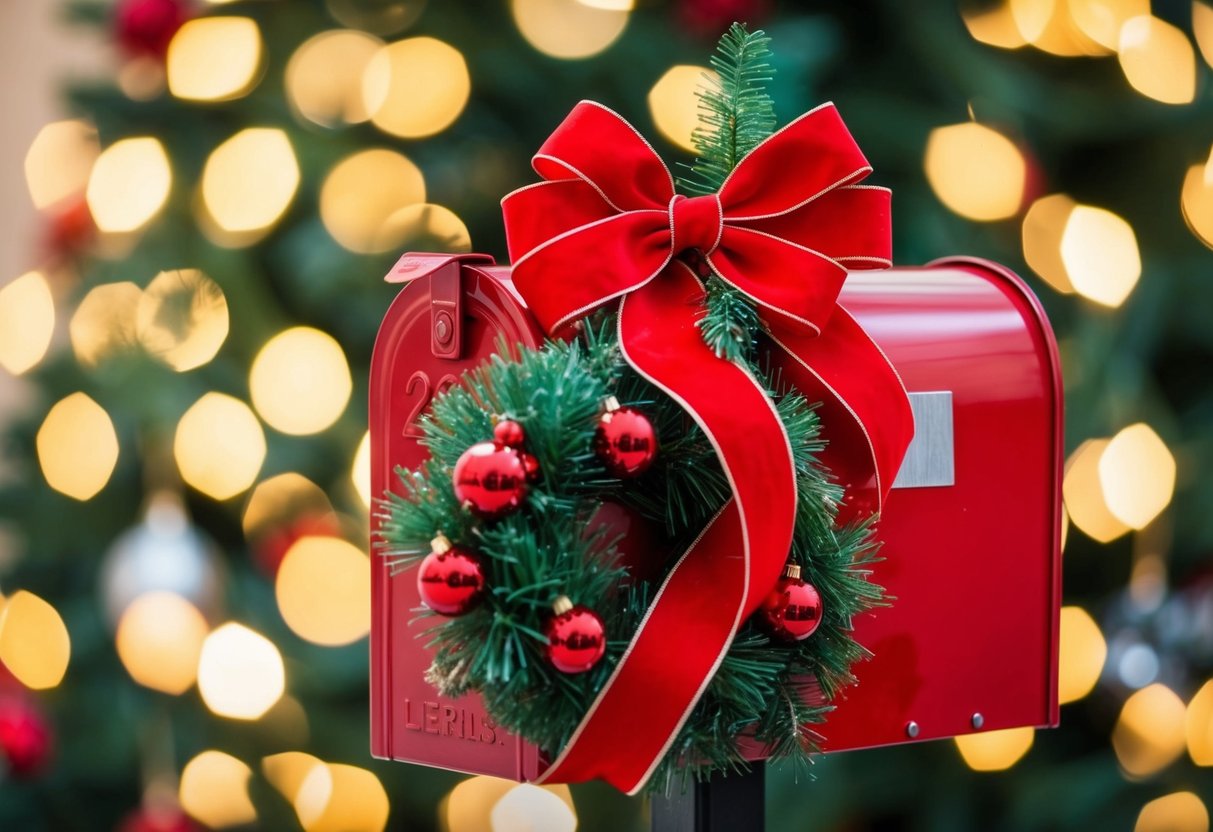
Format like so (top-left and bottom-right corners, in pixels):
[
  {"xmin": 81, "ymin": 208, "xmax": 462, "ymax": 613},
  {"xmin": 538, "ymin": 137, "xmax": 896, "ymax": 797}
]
[{"xmin": 501, "ymin": 100, "xmax": 914, "ymax": 793}]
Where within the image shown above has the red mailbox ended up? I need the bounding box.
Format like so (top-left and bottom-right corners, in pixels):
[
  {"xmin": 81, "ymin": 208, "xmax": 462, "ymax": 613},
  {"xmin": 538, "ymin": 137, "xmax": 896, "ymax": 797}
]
[{"xmin": 370, "ymin": 252, "xmax": 1063, "ymax": 778}]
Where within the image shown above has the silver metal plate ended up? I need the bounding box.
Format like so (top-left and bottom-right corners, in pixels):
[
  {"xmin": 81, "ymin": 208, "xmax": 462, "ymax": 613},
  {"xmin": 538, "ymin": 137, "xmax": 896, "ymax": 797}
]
[{"xmin": 891, "ymin": 391, "xmax": 955, "ymax": 489}]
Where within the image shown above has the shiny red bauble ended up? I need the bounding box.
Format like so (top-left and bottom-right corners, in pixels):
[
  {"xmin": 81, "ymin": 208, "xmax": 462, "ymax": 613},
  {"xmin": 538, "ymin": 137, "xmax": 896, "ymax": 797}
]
[
  {"xmin": 594, "ymin": 398, "xmax": 657, "ymax": 478},
  {"xmin": 114, "ymin": 0, "xmax": 191, "ymax": 58},
  {"xmin": 492, "ymin": 418, "xmax": 526, "ymax": 448},
  {"xmin": 544, "ymin": 598, "xmax": 606, "ymax": 674},
  {"xmin": 758, "ymin": 566, "xmax": 823, "ymax": 642},
  {"xmin": 520, "ymin": 452, "xmax": 542, "ymax": 484},
  {"xmin": 417, "ymin": 536, "xmax": 486, "ymax": 616},
  {"xmin": 453, "ymin": 441, "xmax": 529, "ymax": 518},
  {"xmin": 0, "ymin": 697, "xmax": 52, "ymax": 778}
]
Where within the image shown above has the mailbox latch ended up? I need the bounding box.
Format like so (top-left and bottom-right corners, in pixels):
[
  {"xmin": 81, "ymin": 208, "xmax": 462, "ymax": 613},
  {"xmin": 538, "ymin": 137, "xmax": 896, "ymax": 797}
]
[{"xmin": 430, "ymin": 263, "xmax": 462, "ymax": 360}]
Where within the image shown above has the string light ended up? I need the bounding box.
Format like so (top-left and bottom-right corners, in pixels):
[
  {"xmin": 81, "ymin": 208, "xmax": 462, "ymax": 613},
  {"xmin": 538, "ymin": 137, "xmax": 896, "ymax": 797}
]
[
  {"xmin": 1113, "ymin": 683, "xmax": 1187, "ymax": 777},
  {"xmin": 352, "ymin": 432, "xmax": 371, "ymax": 509},
  {"xmin": 954, "ymin": 727, "xmax": 1035, "ymax": 771},
  {"xmin": 924, "ymin": 122, "xmax": 1026, "ymax": 221},
  {"xmin": 1060, "ymin": 205, "xmax": 1141, "ymax": 307},
  {"xmin": 320, "ymin": 149, "xmax": 426, "ymax": 254},
  {"xmin": 1135, "ymin": 792, "xmax": 1209, "ymax": 832},
  {"xmin": 648, "ymin": 65, "xmax": 715, "ymax": 152},
  {"xmin": 286, "ymin": 30, "xmax": 383, "ymax": 127},
  {"xmin": 294, "ymin": 762, "xmax": 390, "ymax": 832},
  {"xmin": 1098, "ymin": 423, "xmax": 1176, "ymax": 529},
  {"xmin": 179, "ymin": 751, "xmax": 257, "ymax": 828},
  {"xmin": 1063, "ymin": 439, "xmax": 1131, "ymax": 543},
  {"xmin": 1187, "ymin": 679, "xmax": 1213, "ymax": 766},
  {"xmin": 0, "ymin": 271, "xmax": 55, "ymax": 375},
  {"xmin": 197, "ymin": 622, "xmax": 286, "ymax": 720},
  {"xmin": 1058, "ymin": 606, "xmax": 1106, "ymax": 704},
  {"xmin": 1181, "ymin": 147, "xmax": 1213, "ymax": 248},
  {"xmin": 37, "ymin": 392, "xmax": 119, "ymax": 501},
  {"xmin": 24, "ymin": 119, "xmax": 99, "ymax": 210},
  {"xmin": 1117, "ymin": 16, "xmax": 1197, "ymax": 105},
  {"xmin": 167, "ymin": 17, "xmax": 264, "ymax": 102},
  {"xmin": 962, "ymin": 1, "xmax": 1027, "ymax": 49},
  {"xmin": 86, "ymin": 138, "xmax": 171, "ymax": 234},
  {"xmin": 1022, "ymin": 194, "xmax": 1077, "ymax": 293},
  {"xmin": 363, "ymin": 37, "xmax": 470, "ymax": 138},
  {"xmin": 275, "ymin": 537, "xmax": 371, "ymax": 646},
  {"xmin": 200, "ymin": 128, "xmax": 300, "ymax": 243},
  {"xmin": 490, "ymin": 784, "xmax": 578, "ymax": 832},
  {"xmin": 511, "ymin": 0, "xmax": 629, "ymax": 59},
  {"xmin": 115, "ymin": 591, "xmax": 208, "ymax": 695},
  {"xmin": 249, "ymin": 327, "xmax": 352, "ymax": 436},
  {"xmin": 174, "ymin": 393, "xmax": 266, "ymax": 500},
  {"xmin": 136, "ymin": 269, "xmax": 229, "ymax": 372},
  {"xmin": 0, "ymin": 590, "xmax": 71, "ymax": 690}
]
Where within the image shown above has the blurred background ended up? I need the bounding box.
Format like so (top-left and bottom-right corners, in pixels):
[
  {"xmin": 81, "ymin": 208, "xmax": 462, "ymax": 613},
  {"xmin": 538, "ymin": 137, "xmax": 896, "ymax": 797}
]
[{"xmin": 0, "ymin": 0, "xmax": 1211, "ymax": 829}]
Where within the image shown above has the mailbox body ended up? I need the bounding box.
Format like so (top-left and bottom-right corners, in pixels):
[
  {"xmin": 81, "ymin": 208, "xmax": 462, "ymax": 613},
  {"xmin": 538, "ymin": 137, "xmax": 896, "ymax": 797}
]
[{"xmin": 369, "ymin": 253, "xmax": 1063, "ymax": 779}]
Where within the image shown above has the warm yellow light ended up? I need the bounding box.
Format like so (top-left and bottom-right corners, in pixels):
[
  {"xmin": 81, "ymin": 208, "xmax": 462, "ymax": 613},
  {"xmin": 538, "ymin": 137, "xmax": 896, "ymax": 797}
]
[
  {"xmin": 1113, "ymin": 683, "xmax": 1187, "ymax": 777},
  {"xmin": 381, "ymin": 203, "xmax": 472, "ymax": 253},
  {"xmin": 179, "ymin": 751, "xmax": 257, "ymax": 829},
  {"xmin": 1021, "ymin": 194, "xmax": 1077, "ymax": 293},
  {"xmin": 24, "ymin": 120, "xmax": 100, "ymax": 210},
  {"xmin": 491, "ymin": 784, "xmax": 578, "ymax": 832},
  {"xmin": 1010, "ymin": 0, "xmax": 1053, "ymax": 42},
  {"xmin": 1118, "ymin": 16, "xmax": 1197, "ymax": 104},
  {"xmin": 320, "ymin": 149, "xmax": 426, "ymax": 254},
  {"xmin": 1099, "ymin": 423, "xmax": 1176, "ymax": 530},
  {"xmin": 1069, "ymin": 0, "xmax": 1149, "ymax": 51},
  {"xmin": 1195, "ymin": 2, "xmax": 1213, "ymax": 68},
  {"xmin": 512, "ymin": 0, "xmax": 630, "ymax": 59},
  {"xmin": 200, "ymin": 128, "xmax": 299, "ymax": 240},
  {"xmin": 174, "ymin": 393, "xmax": 266, "ymax": 500},
  {"xmin": 924, "ymin": 122, "xmax": 1026, "ymax": 221},
  {"xmin": 445, "ymin": 776, "xmax": 576, "ymax": 832},
  {"xmin": 71, "ymin": 281, "xmax": 142, "ymax": 366},
  {"xmin": 954, "ymin": 727, "xmax": 1035, "ymax": 771},
  {"xmin": 1182, "ymin": 153, "xmax": 1213, "ymax": 248},
  {"xmin": 447, "ymin": 776, "xmax": 516, "ymax": 832},
  {"xmin": 287, "ymin": 30, "xmax": 383, "ymax": 127},
  {"xmin": 86, "ymin": 137, "xmax": 171, "ymax": 234},
  {"xmin": 1060, "ymin": 205, "xmax": 1140, "ymax": 307},
  {"xmin": 0, "ymin": 590, "xmax": 71, "ymax": 690},
  {"xmin": 362, "ymin": 37, "xmax": 470, "ymax": 139},
  {"xmin": 250, "ymin": 327, "xmax": 352, "ymax": 436},
  {"xmin": 294, "ymin": 762, "xmax": 390, "ymax": 832},
  {"xmin": 167, "ymin": 17, "xmax": 263, "ymax": 102},
  {"xmin": 963, "ymin": 1, "xmax": 1028, "ymax": 49},
  {"xmin": 325, "ymin": 0, "xmax": 425, "ymax": 34},
  {"xmin": 577, "ymin": 0, "xmax": 633, "ymax": 8},
  {"xmin": 1187, "ymin": 679, "xmax": 1213, "ymax": 765},
  {"xmin": 37, "ymin": 392, "xmax": 119, "ymax": 501},
  {"xmin": 648, "ymin": 65, "xmax": 715, "ymax": 153},
  {"xmin": 1058, "ymin": 606, "xmax": 1106, "ymax": 704},
  {"xmin": 263, "ymin": 751, "xmax": 324, "ymax": 802},
  {"xmin": 136, "ymin": 269, "xmax": 229, "ymax": 371},
  {"xmin": 243, "ymin": 473, "xmax": 334, "ymax": 540},
  {"xmin": 1014, "ymin": 0, "xmax": 1109, "ymax": 56},
  {"xmin": 1136, "ymin": 792, "xmax": 1209, "ymax": 832},
  {"xmin": 1063, "ymin": 439, "xmax": 1131, "ymax": 543},
  {"xmin": 0, "ymin": 271, "xmax": 55, "ymax": 375},
  {"xmin": 115, "ymin": 591, "xmax": 208, "ymax": 694},
  {"xmin": 353, "ymin": 432, "xmax": 371, "ymax": 509},
  {"xmin": 197, "ymin": 622, "xmax": 285, "ymax": 720},
  {"xmin": 276, "ymin": 537, "xmax": 370, "ymax": 647}
]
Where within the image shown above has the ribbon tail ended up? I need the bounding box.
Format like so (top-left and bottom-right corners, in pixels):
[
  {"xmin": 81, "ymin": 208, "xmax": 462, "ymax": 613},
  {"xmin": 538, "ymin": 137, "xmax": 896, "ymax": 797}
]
[
  {"xmin": 767, "ymin": 304, "xmax": 914, "ymax": 522},
  {"xmin": 536, "ymin": 261, "xmax": 798, "ymax": 793}
]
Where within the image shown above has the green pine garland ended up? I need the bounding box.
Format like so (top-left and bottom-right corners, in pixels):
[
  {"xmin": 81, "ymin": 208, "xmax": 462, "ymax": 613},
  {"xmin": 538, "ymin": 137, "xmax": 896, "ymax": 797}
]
[{"xmin": 377, "ymin": 24, "xmax": 886, "ymax": 793}]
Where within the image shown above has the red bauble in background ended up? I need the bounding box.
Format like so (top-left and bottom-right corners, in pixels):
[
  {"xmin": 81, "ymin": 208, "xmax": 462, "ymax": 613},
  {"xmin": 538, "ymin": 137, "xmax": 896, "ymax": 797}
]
[
  {"xmin": 45, "ymin": 196, "xmax": 95, "ymax": 260},
  {"xmin": 115, "ymin": 0, "xmax": 191, "ymax": 58},
  {"xmin": 0, "ymin": 696, "xmax": 52, "ymax": 778},
  {"xmin": 492, "ymin": 418, "xmax": 526, "ymax": 448},
  {"xmin": 253, "ymin": 512, "xmax": 342, "ymax": 577},
  {"xmin": 758, "ymin": 565, "xmax": 823, "ymax": 642},
  {"xmin": 677, "ymin": 0, "xmax": 771, "ymax": 38},
  {"xmin": 417, "ymin": 534, "xmax": 486, "ymax": 616},
  {"xmin": 117, "ymin": 806, "xmax": 197, "ymax": 832},
  {"xmin": 586, "ymin": 500, "xmax": 665, "ymax": 584},
  {"xmin": 544, "ymin": 597, "xmax": 606, "ymax": 674},
  {"xmin": 594, "ymin": 397, "xmax": 657, "ymax": 478},
  {"xmin": 453, "ymin": 441, "xmax": 529, "ymax": 518}
]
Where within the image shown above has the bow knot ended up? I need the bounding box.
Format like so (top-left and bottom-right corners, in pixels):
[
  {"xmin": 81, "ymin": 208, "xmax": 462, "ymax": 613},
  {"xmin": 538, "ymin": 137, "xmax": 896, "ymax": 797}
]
[{"xmin": 669, "ymin": 194, "xmax": 724, "ymax": 255}]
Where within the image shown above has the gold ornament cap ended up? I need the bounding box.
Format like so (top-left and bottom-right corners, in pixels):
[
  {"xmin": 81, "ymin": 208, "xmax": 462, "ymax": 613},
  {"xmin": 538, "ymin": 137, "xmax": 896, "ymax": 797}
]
[
  {"xmin": 784, "ymin": 563, "xmax": 801, "ymax": 580},
  {"xmin": 552, "ymin": 595, "xmax": 574, "ymax": 615},
  {"xmin": 431, "ymin": 533, "xmax": 452, "ymax": 554},
  {"xmin": 603, "ymin": 395, "xmax": 621, "ymax": 412}
]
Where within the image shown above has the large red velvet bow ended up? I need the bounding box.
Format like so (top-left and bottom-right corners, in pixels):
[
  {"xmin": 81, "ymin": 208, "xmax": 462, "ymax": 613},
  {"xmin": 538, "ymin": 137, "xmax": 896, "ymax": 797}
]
[{"xmin": 501, "ymin": 100, "xmax": 913, "ymax": 793}]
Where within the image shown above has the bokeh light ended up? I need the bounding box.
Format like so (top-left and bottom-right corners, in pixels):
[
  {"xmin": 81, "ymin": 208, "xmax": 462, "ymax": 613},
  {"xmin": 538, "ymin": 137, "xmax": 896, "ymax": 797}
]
[
  {"xmin": 200, "ymin": 128, "xmax": 300, "ymax": 242},
  {"xmin": 962, "ymin": 1, "xmax": 1027, "ymax": 49},
  {"xmin": 71, "ymin": 281, "xmax": 142, "ymax": 366},
  {"xmin": 0, "ymin": 590, "xmax": 71, "ymax": 690},
  {"xmin": 263, "ymin": 751, "xmax": 324, "ymax": 802},
  {"xmin": 1136, "ymin": 792, "xmax": 1209, "ymax": 832},
  {"xmin": 1098, "ymin": 423, "xmax": 1175, "ymax": 530},
  {"xmin": 511, "ymin": 0, "xmax": 629, "ymax": 59},
  {"xmin": 197, "ymin": 622, "xmax": 286, "ymax": 720},
  {"xmin": 37, "ymin": 392, "xmax": 119, "ymax": 501},
  {"xmin": 1188, "ymin": 679, "xmax": 1213, "ymax": 766},
  {"xmin": 0, "ymin": 271, "xmax": 55, "ymax": 375},
  {"xmin": 115, "ymin": 591, "xmax": 208, "ymax": 694},
  {"xmin": 1117, "ymin": 16, "xmax": 1196, "ymax": 105},
  {"xmin": 24, "ymin": 119, "xmax": 99, "ymax": 210},
  {"xmin": 136, "ymin": 269, "xmax": 229, "ymax": 371},
  {"xmin": 954, "ymin": 727, "xmax": 1034, "ymax": 771},
  {"xmin": 1196, "ymin": 2, "xmax": 1213, "ymax": 69},
  {"xmin": 1011, "ymin": 0, "xmax": 1108, "ymax": 56},
  {"xmin": 1021, "ymin": 194, "xmax": 1076, "ymax": 293},
  {"xmin": 1181, "ymin": 148, "xmax": 1213, "ymax": 248},
  {"xmin": 1069, "ymin": 0, "xmax": 1148, "ymax": 51},
  {"xmin": 249, "ymin": 327, "xmax": 352, "ymax": 435},
  {"xmin": 167, "ymin": 17, "xmax": 263, "ymax": 102},
  {"xmin": 352, "ymin": 432, "xmax": 372, "ymax": 509},
  {"xmin": 276, "ymin": 537, "xmax": 371, "ymax": 646},
  {"xmin": 363, "ymin": 37, "xmax": 470, "ymax": 138},
  {"xmin": 320, "ymin": 149, "xmax": 426, "ymax": 253},
  {"xmin": 491, "ymin": 784, "xmax": 578, "ymax": 832},
  {"xmin": 294, "ymin": 762, "xmax": 390, "ymax": 832},
  {"xmin": 1058, "ymin": 606, "xmax": 1106, "ymax": 704},
  {"xmin": 382, "ymin": 203, "xmax": 471, "ymax": 253},
  {"xmin": 445, "ymin": 776, "xmax": 576, "ymax": 832},
  {"xmin": 179, "ymin": 750, "xmax": 257, "ymax": 828},
  {"xmin": 326, "ymin": 0, "xmax": 426, "ymax": 34},
  {"xmin": 1063, "ymin": 439, "xmax": 1131, "ymax": 543},
  {"xmin": 648, "ymin": 65, "xmax": 714, "ymax": 152},
  {"xmin": 924, "ymin": 122, "xmax": 1026, "ymax": 221},
  {"xmin": 86, "ymin": 138, "xmax": 171, "ymax": 234},
  {"xmin": 287, "ymin": 30, "xmax": 383, "ymax": 127},
  {"xmin": 1060, "ymin": 205, "xmax": 1141, "ymax": 308},
  {"xmin": 174, "ymin": 393, "xmax": 266, "ymax": 500},
  {"xmin": 243, "ymin": 473, "xmax": 335, "ymax": 540},
  {"xmin": 1113, "ymin": 683, "xmax": 1187, "ymax": 777}
]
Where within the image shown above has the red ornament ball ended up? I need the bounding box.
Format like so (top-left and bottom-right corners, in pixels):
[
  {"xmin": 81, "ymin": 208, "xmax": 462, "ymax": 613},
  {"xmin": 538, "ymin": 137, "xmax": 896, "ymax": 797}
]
[
  {"xmin": 545, "ymin": 597, "xmax": 606, "ymax": 674},
  {"xmin": 417, "ymin": 535, "xmax": 486, "ymax": 616},
  {"xmin": 114, "ymin": 0, "xmax": 191, "ymax": 58},
  {"xmin": 0, "ymin": 697, "xmax": 52, "ymax": 778},
  {"xmin": 453, "ymin": 441, "xmax": 529, "ymax": 518},
  {"xmin": 520, "ymin": 452, "xmax": 542, "ymax": 484},
  {"xmin": 493, "ymin": 418, "xmax": 526, "ymax": 448},
  {"xmin": 758, "ymin": 566, "xmax": 823, "ymax": 642},
  {"xmin": 594, "ymin": 398, "xmax": 657, "ymax": 478},
  {"xmin": 678, "ymin": 0, "xmax": 771, "ymax": 38}
]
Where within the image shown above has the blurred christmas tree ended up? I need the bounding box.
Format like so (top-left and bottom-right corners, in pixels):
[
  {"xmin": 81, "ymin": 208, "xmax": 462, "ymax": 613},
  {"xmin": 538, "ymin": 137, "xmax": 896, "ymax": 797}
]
[{"xmin": 0, "ymin": 0, "xmax": 1211, "ymax": 830}]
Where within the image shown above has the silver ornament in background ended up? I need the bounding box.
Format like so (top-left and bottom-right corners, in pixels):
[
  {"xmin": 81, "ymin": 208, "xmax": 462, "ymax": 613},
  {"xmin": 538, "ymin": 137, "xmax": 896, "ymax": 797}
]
[{"xmin": 99, "ymin": 491, "xmax": 224, "ymax": 628}]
